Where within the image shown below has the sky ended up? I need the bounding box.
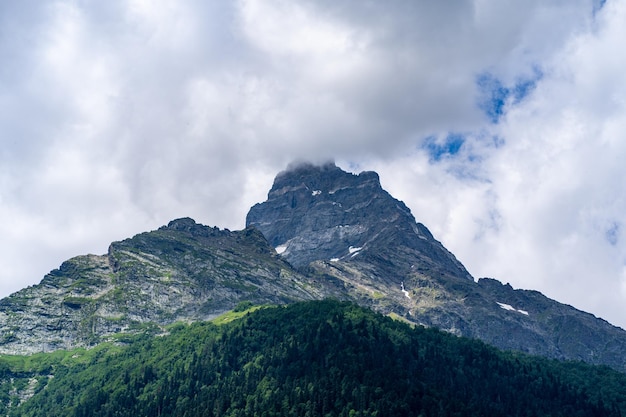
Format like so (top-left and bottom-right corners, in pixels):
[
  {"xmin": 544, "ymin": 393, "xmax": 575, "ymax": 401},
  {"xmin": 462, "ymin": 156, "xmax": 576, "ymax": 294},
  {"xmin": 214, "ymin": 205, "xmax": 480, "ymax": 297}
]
[{"xmin": 2, "ymin": 0, "xmax": 626, "ymax": 328}]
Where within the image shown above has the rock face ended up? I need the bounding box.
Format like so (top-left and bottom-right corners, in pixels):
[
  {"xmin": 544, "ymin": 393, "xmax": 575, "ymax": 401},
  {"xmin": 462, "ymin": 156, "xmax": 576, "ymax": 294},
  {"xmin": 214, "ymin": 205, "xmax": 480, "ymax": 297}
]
[
  {"xmin": 247, "ymin": 162, "xmax": 626, "ymax": 371},
  {"xmin": 2, "ymin": 162, "xmax": 626, "ymax": 372},
  {"xmin": 0, "ymin": 218, "xmax": 341, "ymax": 355},
  {"xmin": 246, "ymin": 162, "xmax": 470, "ymax": 280}
]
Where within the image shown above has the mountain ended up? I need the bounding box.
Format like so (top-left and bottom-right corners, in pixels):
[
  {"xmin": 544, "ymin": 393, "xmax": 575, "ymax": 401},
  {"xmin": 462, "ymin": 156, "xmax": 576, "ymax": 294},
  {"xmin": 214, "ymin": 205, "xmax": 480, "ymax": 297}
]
[
  {"xmin": 2, "ymin": 161, "xmax": 626, "ymax": 372},
  {"xmin": 246, "ymin": 162, "xmax": 470, "ymax": 280},
  {"xmin": 7, "ymin": 300, "xmax": 626, "ymax": 417},
  {"xmin": 247, "ymin": 162, "xmax": 626, "ymax": 370},
  {"xmin": 0, "ymin": 219, "xmax": 341, "ymax": 355}
]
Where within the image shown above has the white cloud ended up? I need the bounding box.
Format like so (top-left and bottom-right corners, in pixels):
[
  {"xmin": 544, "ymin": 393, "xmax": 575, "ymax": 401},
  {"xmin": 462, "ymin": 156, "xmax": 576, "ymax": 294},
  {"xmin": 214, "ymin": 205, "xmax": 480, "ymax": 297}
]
[
  {"xmin": 484, "ymin": 0, "xmax": 626, "ymax": 323},
  {"xmin": 367, "ymin": 0, "xmax": 626, "ymax": 327},
  {"xmin": 2, "ymin": 0, "xmax": 625, "ymax": 328}
]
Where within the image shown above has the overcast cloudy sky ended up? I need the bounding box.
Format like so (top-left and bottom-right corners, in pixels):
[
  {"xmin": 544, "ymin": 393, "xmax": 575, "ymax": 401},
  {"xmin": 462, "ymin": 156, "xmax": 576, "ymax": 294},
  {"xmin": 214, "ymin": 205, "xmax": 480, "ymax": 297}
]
[{"xmin": 2, "ymin": 0, "xmax": 626, "ymax": 328}]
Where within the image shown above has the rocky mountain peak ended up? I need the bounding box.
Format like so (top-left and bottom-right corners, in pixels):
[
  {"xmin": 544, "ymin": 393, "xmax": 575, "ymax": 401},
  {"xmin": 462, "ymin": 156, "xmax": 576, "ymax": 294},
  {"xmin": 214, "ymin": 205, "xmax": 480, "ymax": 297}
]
[
  {"xmin": 246, "ymin": 162, "xmax": 471, "ymax": 281},
  {"xmin": 3, "ymin": 161, "xmax": 626, "ymax": 372},
  {"xmin": 163, "ymin": 217, "xmax": 203, "ymax": 231},
  {"xmin": 267, "ymin": 161, "xmax": 382, "ymax": 200}
]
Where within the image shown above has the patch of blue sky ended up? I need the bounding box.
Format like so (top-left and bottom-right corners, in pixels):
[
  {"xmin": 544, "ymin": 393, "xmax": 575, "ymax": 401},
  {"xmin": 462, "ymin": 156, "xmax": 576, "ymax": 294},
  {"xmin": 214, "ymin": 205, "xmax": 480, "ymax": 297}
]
[
  {"xmin": 476, "ymin": 74, "xmax": 508, "ymax": 123},
  {"xmin": 476, "ymin": 69, "xmax": 543, "ymax": 124},
  {"xmin": 422, "ymin": 132, "xmax": 504, "ymax": 163},
  {"xmin": 511, "ymin": 75, "xmax": 539, "ymax": 103},
  {"xmin": 593, "ymin": 0, "xmax": 607, "ymax": 16},
  {"xmin": 422, "ymin": 133, "xmax": 465, "ymax": 162},
  {"xmin": 420, "ymin": 131, "xmax": 505, "ymax": 182}
]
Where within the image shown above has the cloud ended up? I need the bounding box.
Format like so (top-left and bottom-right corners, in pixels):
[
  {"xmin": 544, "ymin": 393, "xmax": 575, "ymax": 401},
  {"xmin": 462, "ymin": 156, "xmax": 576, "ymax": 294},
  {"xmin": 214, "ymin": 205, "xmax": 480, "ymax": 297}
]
[
  {"xmin": 367, "ymin": 0, "xmax": 626, "ymax": 327},
  {"xmin": 476, "ymin": 69, "xmax": 543, "ymax": 123},
  {"xmin": 486, "ymin": 0, "xmax": 626, "ymax": 325},
  {"xmin": 2, "ymin": 0, "xmax": 625, "ymax": 328}
]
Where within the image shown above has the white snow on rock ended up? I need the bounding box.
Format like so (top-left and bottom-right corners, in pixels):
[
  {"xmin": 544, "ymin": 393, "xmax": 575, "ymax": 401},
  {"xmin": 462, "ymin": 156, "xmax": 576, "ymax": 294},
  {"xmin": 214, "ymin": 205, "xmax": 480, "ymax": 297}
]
[
  {"xmin": 312, "ymin": 190, "xmax": 322, "ymax": 196},
  {"xmin": 348, "ymin": 246, "xmax": 362, "ymax": 254},
  {"xmin": 330, "ymin": 258, "xmax": 340, "ymax": 262},
  {"xmin": 401, "ymin": 282, "xmax": 411, "ymax": 299},
  {"xmin": 497, "ymin": 302, "xmax": 515, "ymax": 311},
  {"xmin": 275, "ymin": 245, "xmax": 287, "ymax": 255},
  {"xmin": 497, "ymin": 302, "xmax": 529, "ymax": 315}
]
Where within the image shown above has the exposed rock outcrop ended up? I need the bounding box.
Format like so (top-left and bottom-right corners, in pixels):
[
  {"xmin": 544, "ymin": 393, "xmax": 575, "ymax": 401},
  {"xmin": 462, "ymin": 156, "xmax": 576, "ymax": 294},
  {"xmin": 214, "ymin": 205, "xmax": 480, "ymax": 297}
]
[
  {"xmin": 246, "ymin": 161, "xmax": 470, "ymax": 280},
  {"xmin": 0, "ymin": 219, "xmax": 341, "ymax": 355},
  {"xmin": 247, "ymin": 162, "xmax": 626, "ymax": 371},
  {"xmin": 2, "ymin": 162, "xmax": 626, "ymax": 372}
]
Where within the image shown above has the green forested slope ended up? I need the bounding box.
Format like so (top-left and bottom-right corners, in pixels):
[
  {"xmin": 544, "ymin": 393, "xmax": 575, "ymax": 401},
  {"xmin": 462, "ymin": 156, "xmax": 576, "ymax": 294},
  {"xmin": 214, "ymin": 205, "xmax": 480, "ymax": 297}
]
[{"xmin": 4, "ymin": 300, "xmax": 626, "ymax": 416}]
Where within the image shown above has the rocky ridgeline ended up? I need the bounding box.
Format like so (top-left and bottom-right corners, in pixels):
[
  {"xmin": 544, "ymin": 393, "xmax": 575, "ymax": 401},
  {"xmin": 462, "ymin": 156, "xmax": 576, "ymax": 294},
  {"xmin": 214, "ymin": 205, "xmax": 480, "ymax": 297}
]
[
  {"xmin": 246, "ymin": 162, "xmax": 470, "ymax": 280},
  {"xmin": 0, "ymin": 218, "xmax": 338, "ymax": 355},
  {"xmin": 248, "ymin": 162, "xmax": 626, "ymax": 370},
  {"xmin": 2, "ymin": 162, "xmax": 626, "ymax": 372}
]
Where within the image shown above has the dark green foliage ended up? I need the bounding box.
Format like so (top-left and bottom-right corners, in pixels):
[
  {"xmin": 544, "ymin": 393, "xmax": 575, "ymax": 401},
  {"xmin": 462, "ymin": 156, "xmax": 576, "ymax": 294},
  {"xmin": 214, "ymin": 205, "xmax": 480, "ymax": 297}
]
[{"xmin": 8, "ymin": 300, "xmax": 626, "ymax": 416}]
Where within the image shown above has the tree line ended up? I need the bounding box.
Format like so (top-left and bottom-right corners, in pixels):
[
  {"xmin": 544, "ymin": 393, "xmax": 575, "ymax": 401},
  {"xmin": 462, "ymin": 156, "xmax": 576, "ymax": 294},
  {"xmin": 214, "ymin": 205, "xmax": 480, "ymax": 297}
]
[{"xmin": 4, "ymin": 299, "xmax": 626, "ymax": 416}]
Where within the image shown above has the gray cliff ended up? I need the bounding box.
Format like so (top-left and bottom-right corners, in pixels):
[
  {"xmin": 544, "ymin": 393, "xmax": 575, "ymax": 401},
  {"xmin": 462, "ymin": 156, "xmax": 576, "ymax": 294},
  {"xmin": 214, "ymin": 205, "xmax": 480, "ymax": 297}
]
[
  {"xmin": 1, "ymin": 162, "xmax": 626, "ymax": 372},
  {"xmin": 247, "ymin": 162, "xmax": 626, "ymax": 371},
  {"xmin": 0, "ymin": 218, "xmax": 340, "ymax": 355}
]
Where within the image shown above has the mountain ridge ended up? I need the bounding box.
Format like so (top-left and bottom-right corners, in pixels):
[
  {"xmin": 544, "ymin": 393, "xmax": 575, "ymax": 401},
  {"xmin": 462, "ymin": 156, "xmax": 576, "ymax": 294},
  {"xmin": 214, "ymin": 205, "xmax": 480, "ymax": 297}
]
[
  {"xmin": 247, "ymin": 161, "xmax": 471, "ymax": 280},
  {"xmin": 0, "ymin": 218, "xmax": 341, "ymax": 355},
  {"xmin": 1, "ymin": 162, "xmax": 626, "ymax": 372},
  {"xmin": 246, "ymin": 162, "xmax": 626, "ymax": 370}
]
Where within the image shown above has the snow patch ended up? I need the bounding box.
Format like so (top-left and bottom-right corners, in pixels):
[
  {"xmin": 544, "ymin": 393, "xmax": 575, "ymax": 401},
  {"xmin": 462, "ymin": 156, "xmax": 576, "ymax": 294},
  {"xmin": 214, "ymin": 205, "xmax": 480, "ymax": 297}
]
[
  {"xmin": 497, "ymin": 302, "xmax": 515, "ymax": 311},
  {"xmin": 348, "ymin": 246, "xmax": 362, "ymax": 257},
  {"xmin": 312, "ymin": 190, "xmax": 322, "ymax": 196},
  {"xmin": 330, "ymin": 258, "xmax": 340, "ymax": 262},
  {"xmin": 275, "ymin": 245, "xmax": 287, "ymax": 255},
  {"xmin": 497, "ymin": 302, "xmax": 529, "ymax": 315},
  {"xmin": 401, "ymin": 282, "xmax": 411, "ymax": 299},
  {"xmin": 348, "ymin": 246, "xmax": 362, "ymax": 254}
]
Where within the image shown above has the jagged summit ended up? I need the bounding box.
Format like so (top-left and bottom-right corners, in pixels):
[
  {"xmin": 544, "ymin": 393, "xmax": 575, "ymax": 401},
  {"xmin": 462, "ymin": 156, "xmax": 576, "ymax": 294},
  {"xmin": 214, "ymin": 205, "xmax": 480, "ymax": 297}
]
[
  {"xmin": 246, "ymin": 162, "xmax": 471, "ymax": 281},
  {"xmin": 246, "ymin": 162, "xmax": 626, "ymax": 371},
  {"xmin": 3, "ymin": 162, "xmax": 626, "ymax": 371}
]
